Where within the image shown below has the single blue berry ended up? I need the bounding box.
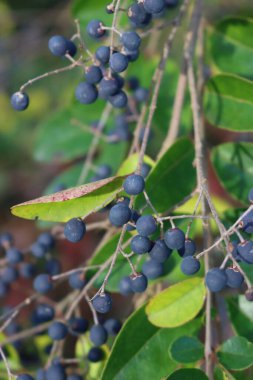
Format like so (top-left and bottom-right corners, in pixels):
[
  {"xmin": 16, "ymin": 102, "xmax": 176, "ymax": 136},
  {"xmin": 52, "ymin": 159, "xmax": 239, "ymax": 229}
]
[
  {"xmin": 11, "ymin": 92, "xmax": 29, "ymax": 111},
  {"xmin": 164, "ymin": 228, "xmax": 185, "ymax": 250},
  {"xmin": 75, "ymin": 82, "xmax": 98, "ymax": 104},
  {"xmin": 68, "ymin": 271, "xmax": 86, "ymax": 289},
  {"xmin": 226, "ymin": 268, "xmax": 244, "ymax": 288},
  {"xmin": 99, "ymin": 77, "xmax": 120, "ymax": 98},
  {"xmin": 124, "ymin": 48, "xmax": 139, "ymax": 62},
  {"xmin": 2, "ymin": 267, "xmax": 18, "ymax": 284},
  {"xmin": 241, "ymin": 210, "xmax": 253, "ymax": 234},
  {"xmin": 87, "ymin": 347, "xmax": 104, "ymax": 362},
  {"xmin": 109, "ymin": 203, "xmax": 132, "ymax": 227},
  {"xmin": 0, "ymin": 280, "xmax": 9, "ymax": 297},
  {"xmin": 36, "ymin": 303, "xmax": 55, "ymax": 323},
  {"xmin": 142, "ymin": 259, "xmax": 164, "ymax": 279},
  {"xmin": 66, "ymin": 39, "xmax": 77, "ymax": 57},
  {"xmin": 48, "ymin": 35, "xmax": 68, "ymax": 56},
  {"xmin": 33, "ymin": 274, "xmax": 52, "ymax": 294},
  {"xmin": 67, "ymin": 375, "xmax": 83, "ymax": 380},
  {"xmin": 129, "ymin": 273, "xmax": 148, "ymax": 293},
  {"xmin": 64, "ymin": 218, "xmax": 86, "ymax": 243},
  {"xmin": 90, "ymin": 324, "xmax": 108, "ymax": 346},
  {"xmin": 141, "ymin": 163, "xmax": 151, "ymax": 178},
  {"xmin": 178, "ymin": 238, "xmax": 196, "ymax": 257},
  {"xmin": 136, "ymin": 215, "xmax": 157, "ymax": 237},
  {"xmin": 31, "ymin": 242, "xmax": 47, "ymax": 258},
  {"xmin": 165, "ymin": 0, "xmax": 178, "ymax": 7},
  {"xmin": 95, "ymin": 46, "xmax": 110, "ymax": 64},
  {"xmin": 119, "ymin": 276, "xmax": 134, "ymax": 296},
  {"xmin": 149, "ymin": 239, "xmax": 171, "ymax": 263},
  {"xmin": 131, "ymin": 235, "xmax": 152, "ymax": 254},
  {"xmin": 143, "ymin": 0, "xmax": 166, "ymax": 14},
  {"xmin": 96, "ymin": 164, "xmax": 112, "ymax": 179},
  {"xmin": 17, "ymin": 375, "xmax": 34, "ymax": 380},
  {"xmin": 103, "ymin": 318, "xmax": 122, "ymax": 335},
  {"xmin": 46, "ymin": 363, "xmax": 66, "ymax": 380},
  {"xmin": 248, "ymin": 188, "xmax": 253, "ymax": 203},
  {"xmin": 237, "ymin": 240, "xmax": 253, "ymax": 264},
  {"xmin": 6, "ymin": 247, "xmax": 23, "ymax": 264},
  {"xmin": 123, "ymin": 174, "xmax": 145, "ymax": 195},
  {"xmin": 121, "ymin": 31, "xmax": 141, "ymax": 51},
  {"xmin": 68, "ymin": 317, "xmax": 89, "ymax": 335},
  {"xmin": 92, "ymin": 293, "xmax": 112, "ymax": 314},
  {"xmin": 109, "ymin": 90, "xmax": 128, "ymax": 108},
  {"xmin": 85, "ymin": 65, "xmax": 103, "ymax": 84},
  {"xmin": 127, "ymin": 76, "xmax": 139, "ymax": 91},
  {"xmin": 134, "ymin": 87, "xmax": 149, "ymax": 102},
  {"xmin": 36, "ymin": 369, "xmax": 46, "ymax": 380},
  {"xmin": 205, "ymin": 268, "xmax": 227, "ymax": 292},
  {"xmin": 110, "ymin": 53, "xmax": 129, "ymax": 73},
  {"xmin": 48, "ymin": 321, "xmax": 68, "ymax": 341},
  {"xmin": 37, "ymin": 232, "xmax": 55, "ymax": 250},
  {"xmin": 87, "ymin": 20, "xmax": 105, "ymax": 39},
  {"xmin": 45, "ymin": 258, "xmax": 61, "ymax": 276},
  {"xmin": 128, "ymin": 3, "xmax": 151, "ymax": 26},
  {"xmin": 181, "ymin": 256, "xmax": 200, "ymax": 275},
  {"xmin": 20, "ymin": 263, "xmax": 36, "ymax": 278}
]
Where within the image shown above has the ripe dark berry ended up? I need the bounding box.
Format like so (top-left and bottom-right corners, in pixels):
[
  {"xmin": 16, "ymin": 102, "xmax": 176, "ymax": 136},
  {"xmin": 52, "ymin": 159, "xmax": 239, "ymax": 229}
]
[
  {"xmin": 124, "ymin": 48, "xmax": 139, "ymax": 62},
  {"xmin": 178, "ymin": 238, "xmax": 196, "ymax": 257},
  {"xmin": 226, "ymin": 268, "xmax": 244, "ymax": 288},
  {"xmin": 128, "ymin": 3, "xmax": 151, "ymax": 26},
  {"xmin": 245, "ymin": 288, "xmax": 253, "ymax": 302},
  {"xmin": 90, "ymin": 324, "xmax": 108, "ymax": 346},
  {"xmin": 131, "ymin": 235, "xmax": 152, "ymax": 254},
  {"xmin": 237, "ymin": 240, "xmax": 253, "ymax": 264},
  {"xmin": 205, "ymin": 268, "xmax": 227, "ymax": 292},
  {"xmin": 248, "ymin": 188, "xmax": 253, "ymax": 203},
  {"xmin": 103, "ymin": 318, "xmax": 122, "ymax": 335},
  {"xmin": 119, "ymin": 276, "xmax": 134, "ymax": 296},
  {"xmin": 6, "ymin": 247, "xmax": 23, "ymax": 264},
  {"xmin": 95, "ymin": 46, "xmax": 110, "ymax": 64},
  {"xmin": 36, "ymin": 369, "xmax": 46, "ymax": 380},
  {"xmin": 11, "ymin": 92, "xmax": 29, "ymax": 111},
  {"xmin": 164, "ymin": 228, "xmax": 185, "ymax": 250},
  {"xmin": 181, "ymin": 256, "xmax": 200, "ymax": 275},
  {"xmin": 141, "ymin": 163, "xmax": 151, "ymax": 178},
  {"xmin": 149, "ymin": 239, "xmax": 171, "ymax": 263},
  {"xmin": 129, "ymin": 273, "xmax": 148, "ymax": 293},
  {"xmin": 0, "ymin": 232, "xmax": 13, "ymax": 247},
  {"xmin": 121, "ymin": 31, "xmax": 141, "ymax": 51},
  {"xmin": 96, "ymin": 164, "xmax": 112, "ymax": 179},
  {"xmin": 241, "ymin": 210, "xmax": 253, "ymax": 234},
  {"xmin": 33, "ymin": 274, "xmax": 52, "ymax": 294},
  {"xmin": 66, "ymin": 39, "xmax": 77, "ymax": 57},
  {"xmin": 31, "ymin": 242, "xmax": 47, "ymax": 258},
  {"xmin": 134, "ymin": 87, "xmax": 149, "ymax": 102},
  {"xmin": 109, "ymin": 203, "xmax": 132, "ymax": 227},
  {"xmin": 99, "ymin": 77, "xmax": 120, "ymax": 97},
  {"xmin": 46, "ymin": 363, "xmax": 66, "ymax": 380},
  {"xmin": 0, "ymin": 281, "xmax": 9, "ymax": 297},
  {"xmin": 143, "ymin": 0, "xmax": 166, "ymax": 14},
  {"xmin": 20, "ymin": 263, "xmax": 36, "ymax": 278},
  {"xmin": 110, "ymin": 52, "xmax": 129, "ymax": 73},
  {"xmin": 136, "ymin": 215, "xmax": 157, "ymax": 237},
  {"xmin": 92, "ymin": 293, "xmax": 112, "ymax": 314},
  {"xmin": 48, "ymin": 35, "xmax": 68, "ymax": 56},
  {"xmin": 165, "ymin": 0, "xmax": 178, "ymax": 7},
  {"xmin": 127, "ymin": 76, "xmax": 139, "ymax": 91},
  {"xmin": 123, "ymin": 174, "xmax": 145, "ymax": 195},
  {"xmin": 75, "ymin": 82, "xmax": 98, "ymax": 104},
  {"xmin": 68, "ymin": 271, "xmax": 86, "ymax": 289},
  {"xmin": 17, "ymin": 375, "xmax": 34, "ymax": 380},
  {"xmin": 36, "ymin": 303, "xmax": 55, "ymax": 323},
  {"xmin": 87, "ymin": 19, "xmax": 105, "ymax": 39},
  {"xmin": 68, "ymin": 317, "xmax": 89, "ymax": 335},
  {"xmin": 109, "ymin": 90, "xmax": 128, "ymax": 108},
  {"xmin": 142, "ymin": 259, "xmax": 163, "ymax": 279},
  {"xmin": 85, "ymin": 65, "xmax": 103, "ymax": 84},
  {"xmin": 37, "ymin": 232, "xmax": 55, "ymax": 250},
  {"xmin": 48, "ymin": 321, "xmax": 68, "ymax": 341},
  {"xmin": 229, "ymin": 240, "xmax": 241, "ymax": 262},
  {"xmin": 45, "ymin": 258, "xmax": 61, "ymax": 276},
  {"xmin": 87, "ymin": 347, "xmax": 104, "ymax": 362},
  {"xmin": 2, "ymin": 267, "xmax": 18, "ymax": 284},
  {"xmin": 67, "ymin": 375, "xmax": 83, "ymax": 380},
  {"xmin": 64, "ymin": 218, "xmax": 86, "ymax": 243}
]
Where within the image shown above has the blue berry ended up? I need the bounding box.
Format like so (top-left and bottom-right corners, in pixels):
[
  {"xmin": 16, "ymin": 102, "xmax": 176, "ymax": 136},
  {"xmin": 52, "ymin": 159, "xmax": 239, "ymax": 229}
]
[
  {"xmin": 6, "ymin": 247, "xmax": 23, "ymax": 264},
  {"xmin": 31, "ymin": 242, "xmax": 47, "ymax": 258},
  {"xmin": 95, "ymin": 46, "xmax": 110, "ymax": 64},
  {"xmin": 123, "ymin": 174, "xmax": 145, "ymax": 195},
  {"xmin": 96, "ymin": 164, "xmax": 112, "ymax": 179},
  {"xmin": 119, "ymin": 276, "xmax": 134, "ymax": 296},
  {"xmin": 90, "ymin": 324, "xmax": 108, "ymax": 346},
  {"xmin": 65, "ymin": 39, "xmax": 77, "ymax": 57},
  {"xmin": 99, "ymin": 77, "xmax": 120, "ymax": 97},
  {"xmin": 136, "ymin": 215, "xmax": 157, "ymax": 237},
  {"xmin": 68, "ymin": 271, "xmax": 86, "ymax": 289},
  {"xmin": 87, "ymin": 347, "xmax": 104, "ymax": 362},
  {"xmin": 166, "ymin": 0, "xmax": 178, "ymax": 7},
  {"xmin": 178, "ymin": 238, "xmax": 196, "ymax": 257},
  {"xmin": 92, "ymin": 293, "xmax": 112, "ymax": 314},
  {"xmin": 48, "ymin": 321, "xmax": 68, "ymax": 341},
  {"xmin": 248, "ymin": 188, "xmax": 253, "ymax": 203},
  {"xmin": 109, "ymin": 203, "xmax": 132, "ymax": 227},
  {"xmin": 0, "ymin": 232, "xmax": 13, "ymax": 246},
  {"xmin": 230, "ymin": 240, "xmax": 241, "ymax": 262},
  {"xmin": 45, "ymin": 258, "xmax": 61, "ymax": 276},
  {"xmin": 124, "ymin": 48, "xmax": 139, "ymax": 62},
  {"xmin": 20, "ymin": 263, "xmax": 36, "ymax": 278},
  {"xmin": 241, "ymin": 210, "xmax": 253, "ymax": 234},
  {"xmin": 67, "ymin": 375, "xmax": 83, "ymax": 380},
  {"xmin": 85, "ymin": 65, "xmax": 103, "ymax": 84},
  {"xmin": 36, "ymin": 303, "xmax": 55, "ymax": 322},
  {"xmin": 164, "ymin": 228, "xmax": 185, "ymax": 250},
  {"xmin": 48, "ymin": 35, "xmax": 67, "ymax": 56},
  {"xmin": 226, "ymin": 268, "xmax": 244, "ymax": 288},
  {"xmin": 237, "ymin": 240, "xmax": 253, "ymax": 263},
  {"xmin": 143, "ymin": 0, "xmax": 166, "ymax": 14},
  {"xmin": 17, "ymin": 375, "xmax": 34, "ymax": 380},
  {"xmin": 46, "ymin": 363, "xmax": 66, "ymax": 380},
  {"xmin": 64, "ymin": 218, "xmax": 86, "ymax": 243},
  {"xmin": 109, "ymin": 90, "xmax": 128, "ymax": 108},
  {"xmin": 128, "ymin": 3, "xmax": 151, "ymax": 26},
  {"xmin": 181, "ymin": 256, "xmax": 200, "ymax": 275},
  {"xmin": 75, "ymin": 82, "xmax": 98, "ymax": 104},
  {"xmin": 0, "ymin": 280, "xmax": 9, "ymax": 297},
  {"xmin": 110, "ymin": 52, "xmax": 129, "ymax": 73},
  {"xmin": 103, "ymin": 318, "xmax": 122, "ymax": 335},
  {"xmin": 121, "ymin": 31, "xmax": 141, "ymax": 51},
  {"xmin": 149, "ymin": 239, "xmax": 171, "ymax": 263},
  {"xmin": 33, "ymin": 274, "xmax": 52, "ymax": 294},
  {"xmin": 36, "ymin": 369, "xmax": 46, "ymax": 380},
  {"xmin": 205, "ymin": 268, "xmax": 227, "ymax": 292},
  {"xmin": 131, "ymin": 235, "xmax": 152, "ymax": 254},
  {"xmin": 68, "ymin": 317, "xmax": 89, "ymax": 335},
  {"xmin": 37, "ymin": 232, "xmax": 55, "ymax": 250},
  {"xmin": 134, "ymin": 87, "xmax": 149, "ymax": 102},
  {"xmin": 129, "ymin": 273, "xmax": 148, "ymax": 293},
  {"xmin": 87, "ymin": 20, "xmax": 105, "ymax": 39},
  {"xmin": 2, "ymin": 267, "xmax": 18, "ymax": 284},
  {"xmin": 141, "ymin": 163, "xmax": 151, "ymax": 178},
  {"xmin": 142, "ymin": 259, "xmax": 164, "ymax": 279},
  {"xmin": 11, "ymin": 92, "xmax": 29, "ymax": 111}
]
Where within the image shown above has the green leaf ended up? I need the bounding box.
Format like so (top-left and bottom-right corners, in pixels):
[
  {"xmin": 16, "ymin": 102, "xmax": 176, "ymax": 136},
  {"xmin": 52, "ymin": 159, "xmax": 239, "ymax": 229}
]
[
  {"xmin": 214, "ymin": 365, "xmax": 236, "ymax": 380},
  {"xmin": 166, "ymin": 369, "xmax": 208, "ymax": 380},
  {"xmin": 11, "ymin": 175, "xmax": 125, "ymax": 222},
  {"xmin": 34, "ymin": 101, "xmax": 105, "ymax": 163},
  {"xmin": 211, "ymin": 142, "xmax": 253, "ymax": 204},
  {"xmin": 209, "ymin": 17, "xmax": 253, "ymax": 78},
  {"xmin": 217, "ymin": 336, "xmax": 253, "ymax": 371},
  {"xmin": 204, "ymin": 74, "xmax": 253, "ymax": 131},
  {"xmin": 227, "ymin": 296, "xmax": 253, "ymax": 342},
  {"xmin": 117, "ymin": 153, "xmax": 155, "ymax": 176},
  {"xmin": 146, "ymin": 277, "xmax": 206, "ymax": 328},
  {"xmin": 135, "ymin": 138, "xmax": 196, "ymax": 213},
  {"xmin": 72, "ymin": 0, "xmax": 121, "ymax": 26},
  {"xmin": 170, "ymin": 336, "xmax": 204, "ymax": 363},
  {"xmin": 101, "ymin": 305, "xmax": 201, "ymax": 380}
]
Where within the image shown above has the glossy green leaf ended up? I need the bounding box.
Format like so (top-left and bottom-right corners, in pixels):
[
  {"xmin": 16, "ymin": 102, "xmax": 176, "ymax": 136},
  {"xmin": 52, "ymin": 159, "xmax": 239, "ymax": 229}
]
[
  {"xmin": 204, "ymin": 74, "xmax": 253, "ymax": 131},
  {"xmin": 217, "ymin": 336, "xmax": 253, "ymax": 371},
  {"xmin": 209, "ymin": 17, "xmax": 253, "ymax": 77},
  {"xmin": 146, "ymin": 277, "xmax": 206, "ymax": 328},
  {"xmin": 11, "ymin": 176, "xmax": 125, "ymax": 222},
  {"xmin": 117, "ymin": 154, "xmax": 155, "ymax": 176},
  {"xmin": 227, "ymin": 296, "xmax": 253, "ymax": 342},
  {"xmin": 101, "ymin": 306, "xmax": 201, "ymax": 380},
  {"xmin": 170, "ymin": 336, "xmax": 204, "ymax": 363},
  {"xmin": 211, "ymin": 142, "xmax": 253, "ymax": 204},
  {"xmin": 166, "ymin": 369, "xmax": 208, "ymax": 380},
  {"xmin": 135, "ymin": 138, "xmax": 196, "ymax": 213}
]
